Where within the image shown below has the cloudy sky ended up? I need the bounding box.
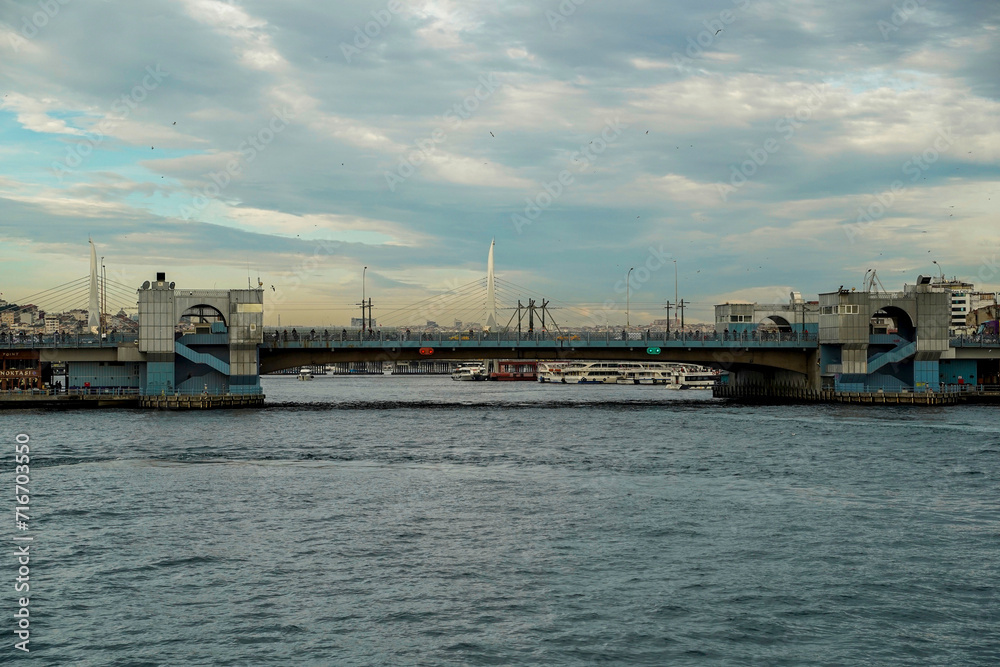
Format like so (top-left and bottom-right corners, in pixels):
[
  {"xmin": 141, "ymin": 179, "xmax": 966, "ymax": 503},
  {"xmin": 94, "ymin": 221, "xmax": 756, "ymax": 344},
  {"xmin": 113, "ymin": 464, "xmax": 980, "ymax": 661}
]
[{"xmin": 1, "ymin": 0, "xmax": 998, "ymax": 326}]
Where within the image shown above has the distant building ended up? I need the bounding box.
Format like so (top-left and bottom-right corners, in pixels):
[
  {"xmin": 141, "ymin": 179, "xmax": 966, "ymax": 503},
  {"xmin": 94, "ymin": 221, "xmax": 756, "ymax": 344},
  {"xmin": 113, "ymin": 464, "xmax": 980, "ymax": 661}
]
[
  {"xmin": 931, "ymin": 279, "xmax": 977, "ymax": 330},
  {"xmin": 18, "ymin": 307, "xmax": 39, "ymax": 325}
]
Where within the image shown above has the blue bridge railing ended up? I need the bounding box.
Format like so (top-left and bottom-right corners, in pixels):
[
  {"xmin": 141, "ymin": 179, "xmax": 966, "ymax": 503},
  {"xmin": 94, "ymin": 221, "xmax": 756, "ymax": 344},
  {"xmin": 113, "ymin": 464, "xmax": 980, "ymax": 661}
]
[{"xmin": 260, "ymin": 329, "xmax": 818, "ymax": 348}]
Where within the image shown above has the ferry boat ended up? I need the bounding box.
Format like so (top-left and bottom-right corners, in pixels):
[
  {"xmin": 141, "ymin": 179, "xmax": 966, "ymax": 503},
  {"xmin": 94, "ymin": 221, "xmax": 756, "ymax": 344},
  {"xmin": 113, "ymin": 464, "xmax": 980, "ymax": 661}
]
[
  {"xmin": 673, "ymin": 366, "xmax": 721, "ymax": 389},
  {"xmin": 616, "ymin": 363, "xmax": 684, "ymax": 385},
  {"xmin": 489, "ymin": 360, "xmax": 537, "ymax": 381},
  {"xmin": 451, "ymin": 362, "xmax": 486, "ymax": 381},
  {"xmin": 557, "ymin": 361, "xmax": 669, "ymax": 384},
  {"xmin": 537, "ymin": 361, "xmax": 569, "ymax": 383},
  {"xmin": 297, "ymin": 367, "xmax": 313, "ymax": 381}
]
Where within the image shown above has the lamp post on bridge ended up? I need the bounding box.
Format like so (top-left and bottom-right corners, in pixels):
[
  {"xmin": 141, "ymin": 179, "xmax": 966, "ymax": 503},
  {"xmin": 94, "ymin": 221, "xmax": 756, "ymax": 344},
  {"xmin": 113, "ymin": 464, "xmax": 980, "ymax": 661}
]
[
  {"xmin": 626, "ymin": 267, "xmax": 634, "ymax": 328},
  {"xmin": 673, "ymin": 259, "xmax": 678, "ymax": 329}
]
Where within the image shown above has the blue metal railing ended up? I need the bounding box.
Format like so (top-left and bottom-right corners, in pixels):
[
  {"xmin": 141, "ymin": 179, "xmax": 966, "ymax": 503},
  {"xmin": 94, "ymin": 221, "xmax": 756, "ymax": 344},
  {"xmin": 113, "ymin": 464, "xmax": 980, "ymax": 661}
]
[
  {"xmin": 0, "ymin": 334, "xmax": 138, "ymax": 348},
  {"xmin": 866, "ymin": 341, "xmax": 917, "ymax": 373},
  {"xmin": 140, "ymin": 386, "xmax": 263, "ymax": 397},
  {"xmin": 260, "ymin": 329, "xmax": 818, "ymax": 348},
  {"xmin": 175, "ymin": 341, "xmax": 231, "ymax": 375}
]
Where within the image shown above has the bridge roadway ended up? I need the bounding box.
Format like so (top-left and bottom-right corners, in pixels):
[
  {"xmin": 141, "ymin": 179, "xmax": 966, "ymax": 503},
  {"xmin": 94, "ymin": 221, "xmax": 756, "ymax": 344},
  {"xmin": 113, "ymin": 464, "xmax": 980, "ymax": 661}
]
[{"xmin": 258, "ymin": 331, "xmax": 819, "ymax": 377}]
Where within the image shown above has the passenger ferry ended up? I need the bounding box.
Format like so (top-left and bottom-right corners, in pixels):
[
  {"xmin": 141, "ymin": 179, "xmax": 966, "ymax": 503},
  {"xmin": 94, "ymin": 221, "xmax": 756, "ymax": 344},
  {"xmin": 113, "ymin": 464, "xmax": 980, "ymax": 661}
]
[
  {"xmin": 451, "ymin": 362, "xmax": 486, "ymax": 381},
  {"xmin": 537, "ymin": 361, "xmax": 569, "ymax": 383},
  {"xmin": 557, "ymin": 361, "xmax": 679, "ymax": 384},
  {"xmin": 673, "ymin": 366, "xmax": 721, "ymax": 389},
  {"xmin": 616, "ymin": 363, "xmax": 685, "ymax": 385}
]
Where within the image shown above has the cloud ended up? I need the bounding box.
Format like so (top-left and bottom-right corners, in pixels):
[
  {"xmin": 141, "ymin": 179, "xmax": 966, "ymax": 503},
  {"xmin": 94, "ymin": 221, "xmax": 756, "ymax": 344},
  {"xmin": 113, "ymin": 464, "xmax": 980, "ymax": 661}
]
[
  {"xmin": 1, "ymin": 93, "xmax": 85, "ymax": 136},
  {"xmin": 1, "ymin": 0, "xmax": 999, "ymax": 325}
]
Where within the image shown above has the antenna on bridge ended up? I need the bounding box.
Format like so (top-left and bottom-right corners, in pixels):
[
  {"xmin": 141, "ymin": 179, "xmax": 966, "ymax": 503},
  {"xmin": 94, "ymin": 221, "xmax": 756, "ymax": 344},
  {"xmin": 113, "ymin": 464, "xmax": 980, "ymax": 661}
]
[
  {"xmin": 864, "ymin": 269, "xmax": 887, "ymax": 294},
  {"xmin": 503, "ymin": 298, "xmax": 561, "ymax": 334}
]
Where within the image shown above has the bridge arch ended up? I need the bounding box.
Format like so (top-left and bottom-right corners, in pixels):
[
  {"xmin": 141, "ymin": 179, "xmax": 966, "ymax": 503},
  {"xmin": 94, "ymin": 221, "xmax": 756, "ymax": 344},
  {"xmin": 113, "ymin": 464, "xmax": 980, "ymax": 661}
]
[
  {"xmin": 179, "ymin": 304, "xmax": 227, "ymax": 327},
  {"xmin": 759, "ymin": 315, "xmax": 792, "ymax": 332},
  {"xmin": 870, "ymin": 305, "xmax": 914, "ymax": 340}
]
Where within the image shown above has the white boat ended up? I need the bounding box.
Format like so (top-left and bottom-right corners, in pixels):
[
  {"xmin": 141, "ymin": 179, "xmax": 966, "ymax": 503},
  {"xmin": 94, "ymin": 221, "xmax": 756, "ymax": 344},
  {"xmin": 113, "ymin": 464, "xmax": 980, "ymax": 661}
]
[
  {"xmin": 537, "ymin": 361, "xmax": 569, "ymax": 382},
  {"xmin": 451, "ymin": 362, "xmax": 486, "ymax": 381},
  {"xmin": 297, "ymin": 367, "xmax": 313, "ymax": 381},
  {"xmin": 672, "ymin": 366, "xmax": 720, "ymax": 389},
  {"xmin": 558, "ymin": 361, "xmax": 661, "ymax": 384},
  {"xmin": 616, "ymin": 363, "xmax": 685, "ymax": 385}
]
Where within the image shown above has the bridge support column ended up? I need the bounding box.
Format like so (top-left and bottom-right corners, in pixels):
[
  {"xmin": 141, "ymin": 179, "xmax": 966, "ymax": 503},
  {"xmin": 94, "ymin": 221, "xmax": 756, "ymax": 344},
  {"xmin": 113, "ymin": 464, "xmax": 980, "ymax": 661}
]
[{"xmin": 807, "ymin": 349, "xmax": 821, "ymax": 391}]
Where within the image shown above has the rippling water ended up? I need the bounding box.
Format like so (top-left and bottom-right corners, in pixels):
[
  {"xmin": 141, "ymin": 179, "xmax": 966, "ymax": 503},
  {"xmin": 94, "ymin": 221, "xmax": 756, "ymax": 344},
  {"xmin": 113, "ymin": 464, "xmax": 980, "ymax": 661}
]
[{"xmin": 5, "ymin": 375, "xmax": 999, "ymax": 665}]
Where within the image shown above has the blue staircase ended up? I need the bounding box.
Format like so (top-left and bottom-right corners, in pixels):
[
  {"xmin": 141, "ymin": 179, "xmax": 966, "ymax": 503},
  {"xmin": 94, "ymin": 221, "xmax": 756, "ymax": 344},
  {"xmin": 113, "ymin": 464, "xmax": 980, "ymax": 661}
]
[
  {"xmin": 175, "ymin": 341, "xmax": 230, "ymax": 376},
  {"xmin": 867, "ymin": 341, "xmax": 916, "ymax": 374}
]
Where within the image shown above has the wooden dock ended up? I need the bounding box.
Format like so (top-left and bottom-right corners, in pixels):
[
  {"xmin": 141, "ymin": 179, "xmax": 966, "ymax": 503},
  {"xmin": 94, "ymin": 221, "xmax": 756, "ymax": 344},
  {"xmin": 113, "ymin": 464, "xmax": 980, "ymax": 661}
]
[
  {"xmin": 713, "ymin": 384, "xmax": 964, "ymax": 405},
  {"xmin": 1, "ymin": 392, "xmax": 263, "ymax": 410}
]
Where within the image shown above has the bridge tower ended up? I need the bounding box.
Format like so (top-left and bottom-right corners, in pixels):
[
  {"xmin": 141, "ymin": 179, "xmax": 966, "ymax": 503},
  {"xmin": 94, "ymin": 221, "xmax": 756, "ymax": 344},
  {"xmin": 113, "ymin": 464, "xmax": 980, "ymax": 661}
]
[
  {"xmin": 818, "ymin": 278, "xmax": 950, "ymax": 392},
  {"xmin": 138, "ymin": 273, "xmax": 264, "ymax": 396}
]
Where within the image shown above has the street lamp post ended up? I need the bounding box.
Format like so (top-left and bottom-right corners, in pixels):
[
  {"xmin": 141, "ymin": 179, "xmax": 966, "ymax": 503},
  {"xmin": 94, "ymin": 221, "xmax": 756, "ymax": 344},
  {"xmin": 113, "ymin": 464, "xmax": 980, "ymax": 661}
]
[
  {"xmin": 673, "ymin": 259, "xmax": 678, "ymax": 328},
  {"xmin": 626, "ymin": 267, "xmax": 634, "ymax": 328}
]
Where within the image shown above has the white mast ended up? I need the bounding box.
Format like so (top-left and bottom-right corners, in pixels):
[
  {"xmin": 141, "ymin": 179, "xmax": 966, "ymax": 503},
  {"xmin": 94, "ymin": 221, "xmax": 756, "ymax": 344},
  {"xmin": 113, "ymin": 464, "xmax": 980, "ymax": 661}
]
[
  {"xmin": 88, "ymin": 238, "xmax": 100, "ymax": 333},
  {"xmin": 485, "ymin": 238, "xmax": 497, "ymax": 330}
]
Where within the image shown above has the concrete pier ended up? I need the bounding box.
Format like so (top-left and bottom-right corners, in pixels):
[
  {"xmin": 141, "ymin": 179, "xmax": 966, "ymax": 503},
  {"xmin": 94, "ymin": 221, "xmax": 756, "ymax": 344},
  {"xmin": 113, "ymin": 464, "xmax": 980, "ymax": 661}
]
[
  {"xmin": 713, "ymin": 384, "xmax": 961, "ymax": 405},
  {"xmin": 139, "ymin": 394, "xmax": 265, "ymax": 410}
]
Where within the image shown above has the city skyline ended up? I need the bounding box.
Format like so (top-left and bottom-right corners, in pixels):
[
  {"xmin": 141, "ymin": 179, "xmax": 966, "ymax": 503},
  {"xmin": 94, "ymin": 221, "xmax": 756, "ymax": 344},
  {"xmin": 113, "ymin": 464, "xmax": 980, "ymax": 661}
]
[{"xmin": 1, "ymin": 1, "xmax": 998, "ymax": 325}]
